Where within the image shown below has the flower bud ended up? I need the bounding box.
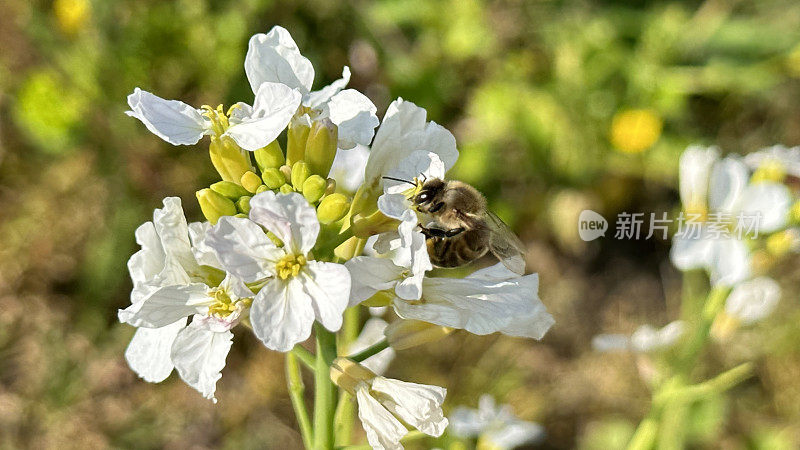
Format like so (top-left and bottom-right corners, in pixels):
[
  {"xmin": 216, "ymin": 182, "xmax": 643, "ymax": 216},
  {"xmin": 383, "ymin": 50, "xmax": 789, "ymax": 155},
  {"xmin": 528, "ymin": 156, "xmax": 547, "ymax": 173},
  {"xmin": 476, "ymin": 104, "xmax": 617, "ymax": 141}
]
[
  {"xmin": 256, "ymin": 184, "xmax": 269, "ymax": 194},
  {"xmin": 262, "ymin": 168, "xmax": 285, "ymax": 190},
  {"xmin": 196, "ymin": 188, "xmax": 237, "ymax": 224},
  {"xmin": 210, "ymin": 181, "xmax": 250, "ymax": 200},
  {"xmin": 240, "ymin": 171, "xmax": 262, "ymax": 194},
  {"xmin": 254, "ymin": 140, "xmax": 284, "ymax": 172},
  {"xmin": 286, "ymin": 120, "xmax": 311, "ymax": 166},
  {"xmin": 291, "ymin": 161, "xmax": 311, "ymax": 191},
  {"xmin": 279, "ymin": 183, "xmax": 294, "ymax": 194},
  {"xmin": 305, "ymin": 118, "xmax": 338, "ymax": 178},
  {"xmin": 317, "ymin": 193, "xmax": 350, "ymax": 224},
  {"xmin": 209, "ymin": 136, "xmax": 252, "ymax": 183},
  {"xmin": 302, "ymin": 175, "xmax": 327, "ymax": 204},
  {"xmin": 330, "ymin": 357, "xmax": 376, "ymax": 395},
  {"xmin": 236, "ymin": 196, "xmax": 251, "ymax": 214},
  {"xmin": 234, "ymin": 213, "xmax": 248, "ymax": 218},
  {"xmin": 384, "ymin": 320, "xmax": 453, "ymax": 351}
]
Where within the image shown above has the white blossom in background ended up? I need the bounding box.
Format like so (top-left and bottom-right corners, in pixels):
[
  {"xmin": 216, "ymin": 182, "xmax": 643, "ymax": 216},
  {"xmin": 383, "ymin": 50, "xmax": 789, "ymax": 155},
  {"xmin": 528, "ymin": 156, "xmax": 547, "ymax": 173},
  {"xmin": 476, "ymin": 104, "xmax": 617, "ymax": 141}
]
[
  {"xmin": 679, "ymin": 145, "xmax": 720, "ymax": 215},
  {"xmin": 205, "ymin": 191, "xmax": 351, "ymax": 351},
  {"xmin": 671, "ymin": 150, "xmax": 792, "ymax": 286},
  {"xmin": 745, "ymin": 145, "xmax": 800, "ymax": 178},
  {"xmin": 119, "ymin": 197, "xmax": 252, "ymax": 401},
  {"xmin": 450, "ymin": 395, "xmax": 545, "ymax": 449},
  {"xmin": 724, "ymin": 277, "xmax": 781, "ymax": 325},
  {"xmin": 592, "ymin": 321, "xmax": 685, "ymax": 353},
  {"xmin": 245, "ymin": 26, "xmax": 379, "ymax": 150}
]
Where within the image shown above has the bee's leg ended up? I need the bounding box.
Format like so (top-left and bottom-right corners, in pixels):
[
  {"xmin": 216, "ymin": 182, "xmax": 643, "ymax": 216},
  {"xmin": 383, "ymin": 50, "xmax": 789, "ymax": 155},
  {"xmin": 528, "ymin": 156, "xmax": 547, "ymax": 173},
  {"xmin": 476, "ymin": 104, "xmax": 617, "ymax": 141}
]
[
  {"xmin": 445, "ymin": 227, "xmax": 466, "ymax": 237},
  {"xmin": 418, "ymin": 224, "xmax": 448, "ymax": 239}
]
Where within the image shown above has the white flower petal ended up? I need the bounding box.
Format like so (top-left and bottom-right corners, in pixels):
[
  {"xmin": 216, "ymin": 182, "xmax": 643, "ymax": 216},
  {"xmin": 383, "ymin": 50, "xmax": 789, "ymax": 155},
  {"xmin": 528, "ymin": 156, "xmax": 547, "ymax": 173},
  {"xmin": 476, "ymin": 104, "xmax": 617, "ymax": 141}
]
[
  {"xmin": 670, "ymin": 230, "xmax": 714, "ymax": 271},
  {"xmin": 484, "ymin": 420, "xmax": 545, "ymax": 448},
  {"xmin": 630, "ymin": 321, "xmax": 685, "ymax": 352},
  {"xmin": 205, "ymin": 216, "xmax": 283, "ymax": 282},
  {"xmin": 306, "ymin": 66, "xmax": 351, "ymax": 108},
  {"xmin": 370, "ymin": 377, "xmax": 448, "ymax": 437},
  {"xmin": 119, "ymin": 283, "xmax": 210, "ymax": 328},
  {"xmin": 349, "ymin": 318, "xmax": 395, "ymax": 375},
  {"xmin": 679, "ymin": 145, "xmax": 719, "ymax": 211},
  {"xmin": 245, "ymin": 26, "xmax": 314, "ymax": 95},
  {"xmin": 745, "ymin": 145, "xmax": 800, "ymax": 178},
  {"xmin": 709, "ymin": 238, "xmax": 750, "ymax": 286},
  {"xmin": 344, "ymin": 256, "xmax": 404, "ymax": 307},
  {"xmin": 397, "ymin": 274, "xmax": 553, "ymax": 339},
  {"xmin": 249, "ymin": 191, "xmax": 320, "ymax": 255},
  {"xmin": 364, "ymin": 98, "xmax": 458, "ymax": 192},
  {"xmin": 466, "ymin": 262, "xmax": 520, "ymax": 282},
  {"xmin": 356, "ymin": 385, "xmax": 408, "ymax": 450},
  {"xmin": 708, "ymin": 157, "xmax": 748, "ymax": 214},
  {"xmin": 301, "ymin": 261, "xmax": 351, "ymax": 332},
  {"xmin": 188, "ymin": 222, "xmax": 223, "ymax": 269},
  {"xmin": 725, "ymin": 277, "xmax": 781, "ymax": 325},
  {"xmin": 591, "ymin": 334, "xmax": 631, "ymax": 353},
  {"xmin": 383, "ymin": 151, "xmax": 446, "ymax": 195},
  {"xmin": 152, "ymin": 197, "xmax": 200, "ymax": 279},
  {"xmin": 449, "ymin": 406, "xmax": 487, "ymax": 437},
  {"xmin": 329, "ymin": 144, "xmax": 370, "ymax": 193},
  {"xmin": 250, "ymin": 278, "xmax": 315, "ymax": 352},
  {"xmin": 124, "ymin": 319, "xmax": 186, "ymax": 383},
  {"xmin": 738, "ymin": 182, "xmax": 791, "ymax": 233},
  {"xmin": 327, "ymin": 89, "xmax": 379, "ymax": 149},
  {"xmin": 225, "ymin": 82, "xmax": 302, "ymax": 151},
  {"xmin": 128, "ymin": 221, "xmax": 165, "ymax": 287},
  {"xmin": 126, "ymin": 88, "xmax": 208, "ymax": 145},
  {"xmin": 171, "ymin": 322, "xmax": 233, "ymax": 402},
  {"xmin": 392, "ymin": 214, "xmax": 431, "ymax": 301}
]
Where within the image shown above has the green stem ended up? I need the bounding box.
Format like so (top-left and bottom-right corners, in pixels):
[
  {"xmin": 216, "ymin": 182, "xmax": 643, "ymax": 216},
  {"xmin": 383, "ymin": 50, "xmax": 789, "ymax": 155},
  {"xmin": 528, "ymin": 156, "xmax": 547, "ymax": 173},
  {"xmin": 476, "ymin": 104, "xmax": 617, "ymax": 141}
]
[
  {"xmin": 286, "ymin": 353, "xmax": 314, "ymax": 449},
  {"xmin": 676, "ymin": 286, "xmax": 730, "ymax": 372},
  {"xmin": 335, "ymin": 307, "xmax": 361, "ymax": 446},
  {"xmin": 292, "ymin": 345, "xmax": 316, "ymax": 370},
  {"xmin": 626, "ymin": 408, "xmax": 661, "ymax": 450},
  {"xmin": 349, "ymin": 338, "xmax": 389, "ymax": 363},
  {"xmin": 314, "ymin": 324, "xmax": 338, "ymax": 449}
]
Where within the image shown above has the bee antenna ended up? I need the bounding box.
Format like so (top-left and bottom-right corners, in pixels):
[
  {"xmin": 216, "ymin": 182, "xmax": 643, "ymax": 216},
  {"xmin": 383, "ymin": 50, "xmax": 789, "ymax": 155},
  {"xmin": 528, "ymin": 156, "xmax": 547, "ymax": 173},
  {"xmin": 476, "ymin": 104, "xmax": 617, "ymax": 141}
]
[
  {"xmin": 382, "ymin": 176, "xmax": 417, "ymax": 186},
  {"xmin": 420, "ymin": 172, "xmax": 427, "ymax": 182}
]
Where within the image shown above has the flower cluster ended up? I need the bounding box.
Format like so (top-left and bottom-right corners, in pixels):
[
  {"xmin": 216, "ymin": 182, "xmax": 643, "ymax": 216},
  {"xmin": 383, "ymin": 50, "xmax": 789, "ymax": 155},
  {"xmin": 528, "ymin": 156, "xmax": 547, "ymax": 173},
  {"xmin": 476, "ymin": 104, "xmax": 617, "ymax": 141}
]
[{"xmin": 120, "ymin": 26, "xmax": 554, "ymax": 449}]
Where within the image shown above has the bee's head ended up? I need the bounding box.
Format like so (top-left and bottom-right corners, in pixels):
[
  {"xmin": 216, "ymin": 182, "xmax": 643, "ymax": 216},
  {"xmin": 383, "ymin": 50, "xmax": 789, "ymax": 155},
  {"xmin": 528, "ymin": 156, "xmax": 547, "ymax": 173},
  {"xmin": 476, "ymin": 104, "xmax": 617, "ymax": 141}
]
[{"xmin": 413, "ymin": 178, "xmax": 445, "ymax": 212}]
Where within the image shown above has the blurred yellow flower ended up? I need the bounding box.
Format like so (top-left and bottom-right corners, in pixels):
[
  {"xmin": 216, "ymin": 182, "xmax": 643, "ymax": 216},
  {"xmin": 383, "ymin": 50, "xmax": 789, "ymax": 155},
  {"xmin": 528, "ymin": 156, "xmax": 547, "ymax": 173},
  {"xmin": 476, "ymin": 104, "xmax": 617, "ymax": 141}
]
[
  {"xmin": 610, "ymin": 109, "xmax": 663, "ymax": 154},
  {"xmin": 53, "ymin": 0, "xmax": 91, "ymax": 36}
]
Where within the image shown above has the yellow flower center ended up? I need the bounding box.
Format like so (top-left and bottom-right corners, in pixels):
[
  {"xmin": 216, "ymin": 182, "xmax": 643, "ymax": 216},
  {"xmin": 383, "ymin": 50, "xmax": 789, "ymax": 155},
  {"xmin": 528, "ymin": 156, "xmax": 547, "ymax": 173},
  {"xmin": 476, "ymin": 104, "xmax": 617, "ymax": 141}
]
[
  {"xmin": 276, "ymin": 254, "xmax": 307, "ymax": 280},
  {"xmin": 201, "ymin": 104, "xmax": 238, "ymax": 137},
  {"xmin": 207, "ymin": 288, "xmax": 252, "ymax": 318},
  {"xmin": 610, "ymin": 109, "xmax": 663, "ymax": 154},
  {"xmin": 751, "ymin": 160, "xmax": 786, "ymax": 184}
]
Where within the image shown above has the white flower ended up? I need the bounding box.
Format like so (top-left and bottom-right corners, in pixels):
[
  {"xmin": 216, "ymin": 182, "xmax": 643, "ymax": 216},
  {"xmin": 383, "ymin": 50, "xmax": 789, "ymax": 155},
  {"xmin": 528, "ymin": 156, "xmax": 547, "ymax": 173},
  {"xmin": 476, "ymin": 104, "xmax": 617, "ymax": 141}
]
[
  {"xmin": 354, "ymin": 376, "xmax": 448, "ymax": 450},
  {"xmin": 126, "ymin": 83, "xmax": 302, "ymax": 150},
  {"xmin": 362, "ymin": 98, "xmax": 458, "ymax": 196},
  {"xmin": 244, "ymin": 26, "xmax": 379, "ymax": 149},
  {"xmin": 679, "ymin": 145, "xmax": 719, "ymax": 214},
  {"xmin": 347, "ymin": 317, "xmax": 395, "ymax": 375},
  {"xmin": 346, "ymin": 255, "xmax": 554, "ymax": 340},
  {"xmin": 745, "ymin": 145, "xmax": 800, "ymax": 178},
  {"xmin": 450, "ymin": 395, "xmax": 545, "ymax": 449},
  {"xmin": 205, "ymin": 191, "xmax": 351, "ymax": 351},
  {"xmin": 592, "ymin": 321, "xmax": 685, "ymax": 353},
  {"xmin": 120, "ymin": 198, "xmax": 250, "ymax": 401},
  {"xmin": 329, "ymin": 143, "xmax": 371, "ymax": 193},
  {"xmin": 725, "ymin": 277, "xmax": 781, "ymax": 325},
  {"xmin": 671, "ymin": 153, "xmax": 792, "ymax": 286}
]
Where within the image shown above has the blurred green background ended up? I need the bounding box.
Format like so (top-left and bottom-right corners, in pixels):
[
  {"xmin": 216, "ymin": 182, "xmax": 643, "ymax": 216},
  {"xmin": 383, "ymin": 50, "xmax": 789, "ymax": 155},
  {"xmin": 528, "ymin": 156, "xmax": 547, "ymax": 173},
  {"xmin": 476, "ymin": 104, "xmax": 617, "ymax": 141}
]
[{"xmin": 2, "ymin": 0, "xmax": 800, "ymax": 448}]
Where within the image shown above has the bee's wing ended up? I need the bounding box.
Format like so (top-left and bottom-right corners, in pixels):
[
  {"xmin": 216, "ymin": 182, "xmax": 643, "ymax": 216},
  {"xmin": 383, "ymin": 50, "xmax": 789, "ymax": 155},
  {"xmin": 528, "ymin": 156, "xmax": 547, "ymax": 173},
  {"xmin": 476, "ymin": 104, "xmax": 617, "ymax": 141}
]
[{"xmin": 484, "ymin": 211, "xmax": 527, "ymax": 275}]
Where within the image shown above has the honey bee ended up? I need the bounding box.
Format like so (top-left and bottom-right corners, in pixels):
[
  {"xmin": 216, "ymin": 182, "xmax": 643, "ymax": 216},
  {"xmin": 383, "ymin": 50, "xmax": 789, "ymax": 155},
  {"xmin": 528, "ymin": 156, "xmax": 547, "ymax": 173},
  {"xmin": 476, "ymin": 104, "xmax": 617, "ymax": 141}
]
[{"xmin": 383, "ymin": 176, "xmax": 527, "ymax": 275}]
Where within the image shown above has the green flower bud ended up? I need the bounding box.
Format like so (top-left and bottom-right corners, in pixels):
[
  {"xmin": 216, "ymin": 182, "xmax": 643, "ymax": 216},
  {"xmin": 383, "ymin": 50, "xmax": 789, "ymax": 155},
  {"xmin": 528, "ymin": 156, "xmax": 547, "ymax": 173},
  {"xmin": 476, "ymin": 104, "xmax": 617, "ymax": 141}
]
[
  {"xmin": 254, "ymin": 140, "xmax": 284, "ymax": 172},
  {"xmin": 302, "ymin": 175, "xmax": 327, "ymax": 204},
  {"xmin": 279, "ymin": 164, "xmax": 292, "ymax": 183},
  {"xmin": 240, "ymin": 171, "xmax": 262, "ymax": 193},
  {"xmin": 256, "ymin": 184, "xmax": 269, "ymax": 194},
  {"xmin": 210, "ymin": 181, "xmax": 250, "ymax": 199},
  {"xmin": 234, "ymin": 213, "xmax": 248, "ymax": 218},
  {"xmin": 291, "ymin": 161, "xmax": 311, "ymax": 191},
  {"xmin": 317, "ymin": 193, "xmax": 350, "ymax": 224},
  {"xmin": 236, "ymin": 195, "xmax": 252, "ymax": 214},
  {"xmin": 279, "ymin": 183, "xmax": 294, "ymax": 194},
  {"xmin": 209, "ymin": 136, "xmax": 252, "ymax": 183},
  {"xmin": 286, "ymin": 120, "xmax": 311, "ymax": 166},
  {"xmin": 305, "ymin": 118, "xmax": 338, "ymax": 178},
  {"xmin": 262, "ymin": 167, "xmax": 286, "ymax": 190},
  {"xmin": 197, "ymin": 188, "xmax": 237, "ymax": 224}
]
